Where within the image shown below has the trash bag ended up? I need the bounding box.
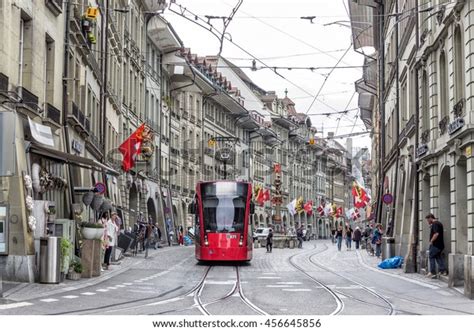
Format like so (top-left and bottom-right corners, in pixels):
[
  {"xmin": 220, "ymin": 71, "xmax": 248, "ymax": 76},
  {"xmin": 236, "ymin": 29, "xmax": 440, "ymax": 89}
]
[
  {"xmin": 183, "ymin": 236, "xmax": 193, "ymax": 246},
  {"xmin": 378, "ymin": 256, "xmax": 404, "ymax": 269}
]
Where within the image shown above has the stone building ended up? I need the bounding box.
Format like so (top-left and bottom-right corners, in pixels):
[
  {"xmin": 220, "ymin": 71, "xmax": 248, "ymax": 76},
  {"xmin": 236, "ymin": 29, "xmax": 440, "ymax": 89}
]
[{"xmin": 349, "ymin": 0, "xmax": 474, "ymax": 298}]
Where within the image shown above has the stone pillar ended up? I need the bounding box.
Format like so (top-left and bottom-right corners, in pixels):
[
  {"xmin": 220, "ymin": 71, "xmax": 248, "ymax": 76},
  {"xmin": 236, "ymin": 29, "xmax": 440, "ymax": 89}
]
[
  {"xmin": 81, "ymin": 239, "xmax": 101, "ymax": 278},
  {"xmin": 464, "ymin": 255, "xmax": 474, "ymax": 299},
  {"xmin": 448, "ymin": 253, "xmax": 464, "ymax": 287}
]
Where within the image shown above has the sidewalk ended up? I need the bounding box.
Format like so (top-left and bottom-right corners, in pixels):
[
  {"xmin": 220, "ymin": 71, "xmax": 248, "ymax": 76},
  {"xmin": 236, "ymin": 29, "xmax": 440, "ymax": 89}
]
[
  {"xmin": 355, "ymin": 246, "xmax": 463, "ymax": 294},
  {"xmin": 1, "ymin": 245, "xmax": 172, "ymax": 302}
]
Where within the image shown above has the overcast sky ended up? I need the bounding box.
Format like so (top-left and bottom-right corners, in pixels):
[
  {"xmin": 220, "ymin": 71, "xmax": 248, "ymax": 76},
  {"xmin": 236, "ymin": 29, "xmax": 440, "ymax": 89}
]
[{"xmin": 163, "ymin": 0, "xmax": 371, "ymax": 152}]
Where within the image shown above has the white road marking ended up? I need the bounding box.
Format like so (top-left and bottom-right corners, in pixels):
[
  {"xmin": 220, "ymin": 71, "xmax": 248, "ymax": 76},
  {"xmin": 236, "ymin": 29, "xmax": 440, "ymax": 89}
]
[
  {"xmin": 277, "ymin": 282, "xmax": 302, "ymax": 285},
  {"xmin": 107, "ymin": 287, "xmax": 118, "ymax": 290},
  {"xmin": 282, "ymin": 289, "xmax": 312, "ymax": 292},
  {"xmin": 62, "ymin": 295, "xmax": 79, "ymax": 299},
  {"xmin": 81, "ymin": 292, "xmax": 96, "ymax": 296},
  {"xmin": 147, "ymin": 297, "xmax": 183, "ymax": 306},
  {"xmin": 0, "ymin": 302, "xmax": 33, "ymax": 310},
  {"xmin": 115, "ymin": 285, "xmax": 126, "ymax": 288},
  {"xmin": 123, "ymin": 282, "xmax": 133, "ymax": 285},
  {"xmin": 96, "ymin": 289, "xmax": 109, "ymax": 292},
  {"xmin": 205, "ymin": 280, "xmax": 236, "ymax": 285},
  {"xmin": 40, "ymin": 298, "xmax": 59, "ymax": 302},
  {"xmin": 266, "ymin": 285, "xmax": 294, "ymax": 288}
]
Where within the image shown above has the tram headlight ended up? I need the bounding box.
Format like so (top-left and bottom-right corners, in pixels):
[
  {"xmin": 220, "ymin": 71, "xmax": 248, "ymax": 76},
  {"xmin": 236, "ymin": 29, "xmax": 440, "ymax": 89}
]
[
  {"xmin": 239, "ymin": 234, "xmax": 243, "ymax": 247},
  {"xmin": 204, "ymin": 234, "xmax": 209, "ymax": 246}
]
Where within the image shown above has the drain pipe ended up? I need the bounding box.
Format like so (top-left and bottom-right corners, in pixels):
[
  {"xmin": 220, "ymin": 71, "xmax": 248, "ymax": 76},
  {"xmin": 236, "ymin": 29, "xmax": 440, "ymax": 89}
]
[{"xmin": 62, "ymin": 0, "xmax": 76, "ymax": 214}]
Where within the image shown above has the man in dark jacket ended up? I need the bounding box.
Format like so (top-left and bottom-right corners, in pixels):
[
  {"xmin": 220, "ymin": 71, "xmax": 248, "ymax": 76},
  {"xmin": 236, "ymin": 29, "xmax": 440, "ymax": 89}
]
[
  {"xmin": 426, "ymin": 213, "xmax": 447, "ymax": 278},
  {"xmin": 296, "ymin": 225, "xmax": 304, "ymax": 249},
  {"xmin": 266, "ymin": 229, "xmax": 273, "ymax": 253},
  {"xmin": 353, "ymin": 227, "xmax": 362, "ymax": 249}
]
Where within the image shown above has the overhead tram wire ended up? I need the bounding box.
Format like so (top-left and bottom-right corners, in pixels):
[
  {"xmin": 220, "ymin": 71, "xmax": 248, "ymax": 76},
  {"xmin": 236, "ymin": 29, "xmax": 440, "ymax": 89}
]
[
  {"xmin": 334, "ymin": 90, "xmax": 356, "ymax": 136},
  {"xmin": 221, "ymin": 1, "xmax": 361, "ymax": 71},
  {"xmin": 168, "ymin": 2, "xmax": 349, "ymax": 116},
  {"xmin": 304, "ymin": 44, "xmax": 352, "ymax": 115},
  {"xmin": 228, "ymin": 0, "xmax": 457, "ymax": 19}
]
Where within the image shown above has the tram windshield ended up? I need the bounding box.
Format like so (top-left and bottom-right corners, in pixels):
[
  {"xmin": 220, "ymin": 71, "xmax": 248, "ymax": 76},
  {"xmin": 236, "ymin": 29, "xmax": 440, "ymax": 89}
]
[{"xmin": 201, "ymin": 182, "xmax": 248, "ymax": 233}]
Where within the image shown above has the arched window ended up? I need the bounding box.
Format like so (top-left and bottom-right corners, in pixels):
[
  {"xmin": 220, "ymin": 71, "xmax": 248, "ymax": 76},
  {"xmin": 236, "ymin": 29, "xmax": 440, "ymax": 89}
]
[
  {"xmin": 439, "ymin": 50, "xmax": 448, "ymax": 120},
  {"xmin": 422, "ymin": 70, "xmax": 430, "ymax": 132},
  {"xmin": 454, "ymin": 26, "xmax": 465, "ymax": 105}
]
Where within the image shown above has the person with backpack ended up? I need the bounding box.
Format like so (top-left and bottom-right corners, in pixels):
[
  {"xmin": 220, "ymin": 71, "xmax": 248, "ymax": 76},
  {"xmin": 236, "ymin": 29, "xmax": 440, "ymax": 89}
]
[
  {"xmin": 372, "ymin": 223, "xmax": 383, "ymax": 258},
  {"xmin": 353, "ymin": 226, "xmax": 362, "ymax": 249}
]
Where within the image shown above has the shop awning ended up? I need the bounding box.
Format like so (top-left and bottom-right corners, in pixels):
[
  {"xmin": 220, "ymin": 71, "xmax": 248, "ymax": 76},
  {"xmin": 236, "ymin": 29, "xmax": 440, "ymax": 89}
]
[
  {"xmin": 28, "ymin": 143, "xmax": 120, "ymax": 176},
  {"xmin": 348, "ymin": 0, "xmax": 375, "ymax": 50}
]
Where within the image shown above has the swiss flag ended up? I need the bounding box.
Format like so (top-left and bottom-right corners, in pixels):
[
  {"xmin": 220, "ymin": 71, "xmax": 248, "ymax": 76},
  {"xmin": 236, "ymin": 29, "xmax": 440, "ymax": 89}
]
[
  {"xmin": 119, "ymin": 124, "xmax": 146, "ymax": 172},
  {"xmin": 352, "ymin": 208, "xmax": 361, "ymax": 220},
  {"xmin": 352, "ymin": 182, "xmax": 370, "ymax": 209}
]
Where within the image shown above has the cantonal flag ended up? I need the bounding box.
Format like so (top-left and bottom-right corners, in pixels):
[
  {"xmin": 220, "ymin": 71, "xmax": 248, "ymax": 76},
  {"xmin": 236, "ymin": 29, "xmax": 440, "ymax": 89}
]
[{"xmin": 119, "ymin": 123, "xmax": 146, "ymax": 172}]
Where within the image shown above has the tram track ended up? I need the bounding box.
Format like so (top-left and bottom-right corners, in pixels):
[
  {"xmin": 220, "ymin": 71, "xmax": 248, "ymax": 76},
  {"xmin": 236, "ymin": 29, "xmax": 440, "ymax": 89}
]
[
  {"xmin": 193, "ymin": 265, "xmax": 268, "ymax": 315},
  {"xmin": 49, "ymin": 266, "xmax": 212, "ymax": 315},
  {"xmin": 308, "ymin": 243, "xmax": 395, "ymax": 315},
  {"xmin": 288, "ymin": 244, "xmax": 345, "ymax": 315}
]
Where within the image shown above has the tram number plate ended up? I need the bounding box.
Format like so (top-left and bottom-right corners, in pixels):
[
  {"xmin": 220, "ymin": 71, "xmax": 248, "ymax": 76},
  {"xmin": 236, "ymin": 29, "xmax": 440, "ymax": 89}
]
[{"xmin": 226, "ymin": 234, "xmax": 237, "ymax": 239}]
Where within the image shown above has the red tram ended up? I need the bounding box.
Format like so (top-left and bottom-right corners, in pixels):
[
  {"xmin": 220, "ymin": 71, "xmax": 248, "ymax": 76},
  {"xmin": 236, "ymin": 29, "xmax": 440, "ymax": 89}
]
[{"xmin": 190, "ymin": 181, "xmax": 254, "ymax": 262}]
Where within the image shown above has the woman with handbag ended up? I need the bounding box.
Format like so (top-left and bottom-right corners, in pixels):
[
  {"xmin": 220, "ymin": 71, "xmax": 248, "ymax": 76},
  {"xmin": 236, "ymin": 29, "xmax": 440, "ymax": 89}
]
[{"xmin": 372, "ymin": 224, "xmax": 383, "ymax": 258}]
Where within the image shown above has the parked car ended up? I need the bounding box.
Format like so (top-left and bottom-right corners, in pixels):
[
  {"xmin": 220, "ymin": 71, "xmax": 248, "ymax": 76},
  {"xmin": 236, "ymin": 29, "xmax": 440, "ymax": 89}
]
[{"xmin": 253, "ymin": 227, "xmax": 271, "ymax": 241}]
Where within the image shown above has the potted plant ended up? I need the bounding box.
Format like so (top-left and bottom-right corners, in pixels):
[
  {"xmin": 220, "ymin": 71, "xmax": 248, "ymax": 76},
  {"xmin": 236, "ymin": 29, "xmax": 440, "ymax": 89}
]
[
  {"xmin": 67, "ymin": 260, "xmax": 83, "ymax": 280},
  {"xmin": 81, "ymin": 222, "xmax": 104, "ymax": 240},
  {"xmin": 60, "ymin": 238, "xmax": 72, "ymax": 278}
]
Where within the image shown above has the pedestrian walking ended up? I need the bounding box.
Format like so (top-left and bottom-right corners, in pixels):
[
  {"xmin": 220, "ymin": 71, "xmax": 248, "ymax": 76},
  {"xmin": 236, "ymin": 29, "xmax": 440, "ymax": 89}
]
[
  {"xmin": 100, "ymin": 212, "xmax": 117, "ymax": 270},
  {"xmin": 425, "ymin": 213, "xmax": 448, "ymax": 278},
  {"xmin": 331, "ymin": 228, "xmax": 336, "ymax": 244},
  {"xmin": 144, "ymin": 220, "xmax": 153, "ymax": 258},
  {"xmin": 296, "ymin": 224, "xmax": 304, "ymax": 249},
  {"xmin": 345, "ymin": 226, "xmax": 353, "ymax": 250},
  {"xmin": 353, "ymin": 226, "xmax": 362, "ymax": 249},
  {"xmin": 372, "ymin": 223, "xmax": 383, "ymax": 258},
  {"xmin": 266, "ymin": 228, "xmax": 273, "ymax": 253},
  {"xmin": 335, "ymin": 226, "xmax": 343, "ymax": 251},
  {"xmin": 178, "ymin": 226, "xmax": 184, "ymax": 246}
]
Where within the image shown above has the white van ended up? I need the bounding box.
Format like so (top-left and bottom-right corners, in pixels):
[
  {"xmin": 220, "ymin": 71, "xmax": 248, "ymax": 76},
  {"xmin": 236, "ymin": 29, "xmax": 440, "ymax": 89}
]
[{"xmin": 253, "ymin": 227, "xmax": 271, "ymax": 241}]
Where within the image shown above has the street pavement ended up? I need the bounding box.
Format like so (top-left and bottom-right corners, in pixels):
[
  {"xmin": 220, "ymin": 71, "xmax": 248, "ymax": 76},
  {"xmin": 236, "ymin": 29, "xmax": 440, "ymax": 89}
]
[{"xmin": 0, "ymin": 240, "xmax": 472, "ymax": 315}]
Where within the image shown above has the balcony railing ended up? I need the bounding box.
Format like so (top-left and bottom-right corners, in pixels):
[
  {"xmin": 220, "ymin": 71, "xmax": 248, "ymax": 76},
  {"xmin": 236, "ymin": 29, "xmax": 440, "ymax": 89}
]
[
  {"xmin": 46, "ymin": 103, "xmax": 61, "ymax": 125},
  {"xmin": 0, "ymin": 72, "xmax": 8, "ymax": 91},
  {"xmin": 20, "ymin": 87, "xmax": 39, "ymax": 107}
]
